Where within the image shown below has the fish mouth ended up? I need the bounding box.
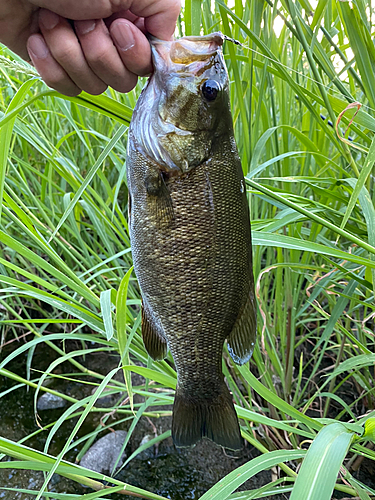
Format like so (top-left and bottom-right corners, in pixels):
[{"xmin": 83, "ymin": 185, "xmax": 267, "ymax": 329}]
[{"xmin": 150, "ymin": 32, "xmax": 224, "ymax": 76}]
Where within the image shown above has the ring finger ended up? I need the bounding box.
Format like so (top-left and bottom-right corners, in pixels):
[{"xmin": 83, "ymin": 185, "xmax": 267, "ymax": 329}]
[{"xmin": 27, "ymin": 34, "xmax": 80, "ymax": 96}]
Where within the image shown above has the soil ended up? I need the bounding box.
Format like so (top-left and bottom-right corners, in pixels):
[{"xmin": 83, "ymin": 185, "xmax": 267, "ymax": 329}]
[{"xmin": 0, "ymin": 337, "xmax": 374, "ymax": 500}]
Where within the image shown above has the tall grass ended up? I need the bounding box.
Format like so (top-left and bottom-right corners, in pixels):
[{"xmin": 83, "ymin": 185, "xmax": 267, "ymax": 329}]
[{"xmin": 1, "ymin": 0, "xmax": 375, "ymax": 498}]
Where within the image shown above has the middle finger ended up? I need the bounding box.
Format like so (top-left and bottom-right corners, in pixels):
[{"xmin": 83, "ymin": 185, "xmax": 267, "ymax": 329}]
[
  {"xmin": 74, "ymin": 18, "xmax": 139, "ymax": 93},
  {"xmin": 39, "ymin": 9, "xmax": 107, "ymax": 95}
]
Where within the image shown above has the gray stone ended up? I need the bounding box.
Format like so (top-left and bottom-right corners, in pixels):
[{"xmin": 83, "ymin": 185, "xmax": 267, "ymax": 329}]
[
  {"xmin": 91, "ymin": 386, "xmax": 119, "ymax": 408},
  {"xmin": 136, "ymin": 434, "xmax": 155, "ymax": 460},
  {"xmin": 80, "ymin": 431, "xmax": 127, "ymax": 475},
  {"xmin": 36, "ymin": 392, "xmax": 66, "ymax": 410}
]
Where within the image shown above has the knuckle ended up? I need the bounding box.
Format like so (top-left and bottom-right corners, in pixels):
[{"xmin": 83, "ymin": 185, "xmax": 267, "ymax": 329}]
[
  {"xmin": 86, "ymin": 47, "xmax": 109, "ymax": 67},
  {"xmin": 53, "ymin": 43, "xmax": 78, "ymax": 66},
  {"xmin": 109, "ymin": 0, "xmax": 123, "ymax": 9},
  {"xmin": 161, "ymin": 0, "xmax": 181, "ymax": 17},
  {"xmin": 48, "ymin": 81, "xmax": 80, "ymax": 96},
  {"xmin": 43, "ymin": 73, "xmax": 65, "ymax": 88}
]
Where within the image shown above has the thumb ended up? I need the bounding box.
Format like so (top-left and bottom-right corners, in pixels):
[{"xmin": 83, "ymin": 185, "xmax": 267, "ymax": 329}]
[{"xmin": 28, "ymin": 0, "xmax": 133, "ymax": 20}]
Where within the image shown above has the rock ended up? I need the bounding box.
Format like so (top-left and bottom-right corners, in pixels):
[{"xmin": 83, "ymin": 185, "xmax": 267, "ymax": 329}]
[
  {"xmin": 50, "ymin": 473, "xmax": 61, "ymax": 485},
  {"xmin": 91, "ymin": 386, "xmax": 119, "ymax": 408},
  {"xmin": 136, "ymin": 434, "xmax": 155, "ymax": 460},
  {"xmin": 36, "ymin": 393, "xmax": 66, "ymax": 410},
  {"xmin": 80, "ymin": 431, "xmax": 127, "ymax": 475}
]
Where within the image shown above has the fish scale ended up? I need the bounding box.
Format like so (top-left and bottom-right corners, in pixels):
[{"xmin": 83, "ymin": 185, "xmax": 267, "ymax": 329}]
[{"xmin": 127, "ymin": 32, "xmax": 257, "ymax": 450}]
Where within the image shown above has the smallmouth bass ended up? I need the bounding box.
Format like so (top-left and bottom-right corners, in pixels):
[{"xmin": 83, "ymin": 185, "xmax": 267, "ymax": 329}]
[{"xmin": 127, "ymin": 32, "xmax": 256, "ymax": 450}]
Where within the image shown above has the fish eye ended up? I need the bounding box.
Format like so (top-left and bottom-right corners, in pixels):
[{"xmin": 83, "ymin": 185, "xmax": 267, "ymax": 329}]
[{"xmin": 201, "ymin": 80, "xmax": 221, "ymax": 101}]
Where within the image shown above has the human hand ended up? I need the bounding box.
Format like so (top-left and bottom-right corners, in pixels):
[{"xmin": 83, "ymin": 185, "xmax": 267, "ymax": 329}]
[{"xmin": 0, "ymin": 0, "xmax": 181, "ymax": 96}]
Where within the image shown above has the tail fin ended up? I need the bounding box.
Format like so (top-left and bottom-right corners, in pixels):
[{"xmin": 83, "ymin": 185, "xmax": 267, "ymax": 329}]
[{"xmin": 172, "ymin": 382, "xmax": 242, "ymax": 451}]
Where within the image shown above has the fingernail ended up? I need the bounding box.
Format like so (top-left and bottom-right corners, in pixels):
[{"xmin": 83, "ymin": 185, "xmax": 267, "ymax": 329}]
[
  {"xmin": 39, "ymin": 10, "xmax": 59, "ymax": 30},
  {"xmin": 75, "ymin": 20, "xmax": 96, "ymax": 36},
  {"xmin": 111, "ymin": 21, "xmax": 135, "ymax": 51},
  {"xmin": 28, "ymin": 35, "xmax": 49, "ymax": 60}
]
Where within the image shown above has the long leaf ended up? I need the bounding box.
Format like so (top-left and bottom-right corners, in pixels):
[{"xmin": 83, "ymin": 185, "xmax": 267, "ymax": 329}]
[
  {"xmin": 290, "ymin": 423, "xmax": 355, "ymax": 500},
  {"xmin": 117, "ymin": 267, "xmax": 134, "ymax": 409},
  {"xmin": 199, "ymin": 449, "xmax": 305, "ymax": 500}
]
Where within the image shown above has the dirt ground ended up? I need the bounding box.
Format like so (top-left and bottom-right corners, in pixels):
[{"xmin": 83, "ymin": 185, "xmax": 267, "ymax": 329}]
[{"xmin": 0, "ymin": 338, "xmax": 374, "ymax": 500}]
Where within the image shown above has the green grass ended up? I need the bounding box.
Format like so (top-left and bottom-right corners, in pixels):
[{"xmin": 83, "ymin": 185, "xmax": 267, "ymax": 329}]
[{"xmin": 1, "ymin": 0, "xmax": 375, "ymax": 498}]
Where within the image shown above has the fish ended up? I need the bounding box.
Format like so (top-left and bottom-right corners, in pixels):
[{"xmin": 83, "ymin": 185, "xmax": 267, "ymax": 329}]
[{"xmin": 126, "ymin": 32, "xmax": 257, "ymax": 451}]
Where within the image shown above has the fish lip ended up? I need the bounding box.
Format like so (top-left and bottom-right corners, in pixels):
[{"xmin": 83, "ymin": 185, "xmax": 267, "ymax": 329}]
[
  {"xmin": 148, "ymin": 31, "xmax": 224, "ymax": 46},
  {"xmin": 149, "ymin": 32, "xmax": 224, "ymax": 75}
]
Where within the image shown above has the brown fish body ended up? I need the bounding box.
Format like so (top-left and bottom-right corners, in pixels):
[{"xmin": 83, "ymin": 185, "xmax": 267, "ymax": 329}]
[{"xmin": 127, "ymin": 33, "xmax": 256, "ymax": 450}]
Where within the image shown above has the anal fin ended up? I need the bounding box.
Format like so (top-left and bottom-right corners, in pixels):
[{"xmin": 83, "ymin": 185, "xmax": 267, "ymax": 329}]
[
  {"xmin": 142, "ymin": 300, "xmax": 168, "ymax": 361},
  {"xmin": 227, "ymin": 291, "xmax": 257, "ymax": 366}
]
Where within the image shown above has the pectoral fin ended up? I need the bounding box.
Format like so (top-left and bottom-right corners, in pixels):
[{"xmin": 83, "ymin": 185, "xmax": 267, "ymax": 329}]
[
  {"xmin": 227, "ymin": 292, "xmax": 257, "ymax": 365},
  {"xmin": 145, "ymin": 171, "xmax": 174, "ymax": 227},
  {"xmin": 142, "ymin": 300, "xmax": 168, "ymax": 360},
  {"xmin": 155, "ymin": 176, "xmax": 174, "ymax": 226}
]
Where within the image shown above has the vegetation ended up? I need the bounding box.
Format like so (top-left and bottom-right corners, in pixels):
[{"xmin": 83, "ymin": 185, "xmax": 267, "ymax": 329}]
[{"xmin": 1, "ymin": 0, "xmax": 375, "ymax": 498}]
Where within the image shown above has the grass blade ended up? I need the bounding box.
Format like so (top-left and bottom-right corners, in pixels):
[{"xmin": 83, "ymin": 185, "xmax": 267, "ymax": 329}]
[
  {"xmin": 116, "ymin": 267, "xmax": 134, "ymax": 409},
  {"xmin": 50, "ymin": 123, "xmax": 127, "ymax": 241},
  {"xmin": 290, "ymin": 423, "xmax": 356, "ymax": 500},
  {"xmin": 100, "ymin": 289, "xmax": 114, "ymax": 341},
  {"xmin": 199, "ymin": 449, "xmax": 305, "ymax": 500},
  {"xmin": 0, "ymin": 79, "xmax": 36, "ymax": 223}
]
